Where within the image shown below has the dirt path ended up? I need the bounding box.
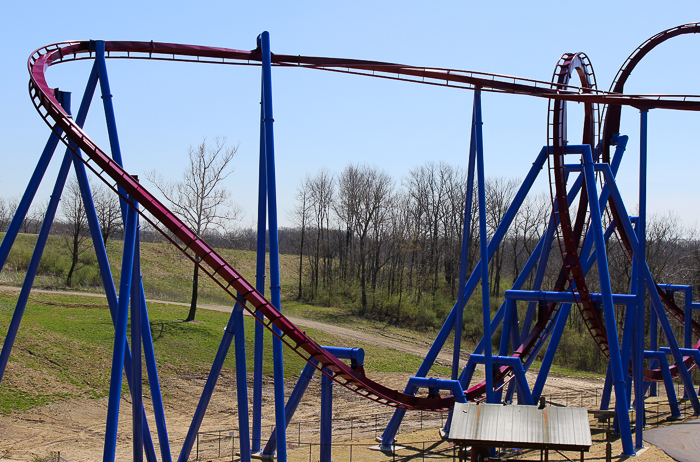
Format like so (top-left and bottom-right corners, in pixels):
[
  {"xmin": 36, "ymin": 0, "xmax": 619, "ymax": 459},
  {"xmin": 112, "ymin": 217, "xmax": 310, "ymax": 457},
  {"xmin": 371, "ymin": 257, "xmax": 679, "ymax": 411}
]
[{"xmin": 0, "ymin": 285, "xmax": 460, "ymax": 367}]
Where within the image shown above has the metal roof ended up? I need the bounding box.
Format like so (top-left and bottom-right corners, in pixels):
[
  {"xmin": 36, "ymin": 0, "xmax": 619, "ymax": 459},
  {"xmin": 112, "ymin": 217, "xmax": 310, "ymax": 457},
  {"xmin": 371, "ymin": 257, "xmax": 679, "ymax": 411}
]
[{"xmin": 448, "ymin": 403, "xmax": 592, "ymax": 451}]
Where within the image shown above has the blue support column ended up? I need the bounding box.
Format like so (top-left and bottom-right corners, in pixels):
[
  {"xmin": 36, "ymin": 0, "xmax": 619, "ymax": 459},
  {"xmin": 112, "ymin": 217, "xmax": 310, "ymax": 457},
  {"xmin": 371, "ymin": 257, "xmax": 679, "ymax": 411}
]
[
  {"xmin": 320, "ymin": 370, "xmax": 333, "ymax": 462},
  {"xmin": 233, "ymin": 303, "xmax": 251, "ymax": 462},
  {"xmin": 138, "ymin": 284, "xmax": 172, "ymax": 462},
  {"xmin": 65, "ymin": 67, "xmax": 161, "ymax": 462},
  {"xmin": 441, "ymin": 105, "xmax": 477, "ymax": 437},
  {"xmin": 252, "ymin": 85, "xmax": 267, "ymax": 455},
  {"xmin": 384, "ymin": 145, "xmax": 549, "ymax": 446},
  {"xmin": 131, "ymin": 210, "xmax": 144, "ymax": 462},
  {"xmin": 531, "ymin": 303, "xmax": 573, "ymax": 400},
  {"xmin": 0, "ymin": 119, "xmax": 64, "ymax": 270},
  {"xmin": 453, "ymin": 105, "xmax": 477, "ymax": 381},
  {"xmin": 649, "ymin": 306, "xmax": 658, "ymax": 397},
  {"xmin": 618, "ymin": 295, "xmax": 636, "ymax": 407},
  {"xmin": 685, "ymin": 287, "xmax": 692, "ymax": 349},
  {"xmin": 177, "ymin": 296, "xmax": 246, "ymax": 462},
  {"xmin": 0, "ymin": 89, "xmax": 69, "ymax": 383},
  {"xmin": 644, "ymin": 351, "xmax": 681, "ymax": 418},
  {"xmin": 634, "ymin": 109, "xmax": 648, "ymax": 448},
  {"xmin": 0, "ymin": 145, "xmax": 74, "ymax": 385},
  {"xmin": 93, "ymin": 40, "xmax": 128, "ymax": 218},
  {"xmin": 104, "ymin": 200, "xmax": 138, "ymax": 462},
  {"xmin": 474, "ymin": 88, "xmax": 494, "ymax": 403},
  {"xmin": 581, "ymin": 147, "xmax": 634, "ymax": 456},
  {"xmin": 263, "ymin": 362, "xmax": 317, "ymax": 456},
  {"xmin": 259, "ymin": 30, "xmax": 287, "ymax": 462},
  {"xmin": 602, "ymin": 164, "xmax": 700, "ymax": 415},
  {"xmin": 600, "ymin": 365, "xmax": 613, "ymax": 410}
]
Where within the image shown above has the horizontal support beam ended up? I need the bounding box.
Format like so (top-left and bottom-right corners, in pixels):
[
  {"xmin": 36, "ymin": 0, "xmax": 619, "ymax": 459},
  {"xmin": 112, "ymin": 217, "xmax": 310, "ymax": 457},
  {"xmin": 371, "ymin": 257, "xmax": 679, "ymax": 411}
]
[{"xmin": 505, "ymin": 290, "xmax": 636, "ymax": 305}]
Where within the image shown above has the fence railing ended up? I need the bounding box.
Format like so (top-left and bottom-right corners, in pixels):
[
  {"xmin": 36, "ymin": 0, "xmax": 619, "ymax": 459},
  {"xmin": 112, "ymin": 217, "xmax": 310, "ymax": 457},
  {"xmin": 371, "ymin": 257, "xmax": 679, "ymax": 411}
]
[{"xmin": 189, "ymin": 386, "xmax": 700, "ymax": 461}]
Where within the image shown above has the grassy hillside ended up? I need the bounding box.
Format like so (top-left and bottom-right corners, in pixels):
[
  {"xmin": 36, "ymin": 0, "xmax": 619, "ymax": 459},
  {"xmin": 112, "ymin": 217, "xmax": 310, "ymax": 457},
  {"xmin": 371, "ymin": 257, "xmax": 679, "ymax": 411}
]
[
  {"xmin": 0, "ymin": 290, "xmax": 449, "ymax": 413},
  {"xmin": 0, "ymin": 232, "xmax": 300, "ymax": 305}
]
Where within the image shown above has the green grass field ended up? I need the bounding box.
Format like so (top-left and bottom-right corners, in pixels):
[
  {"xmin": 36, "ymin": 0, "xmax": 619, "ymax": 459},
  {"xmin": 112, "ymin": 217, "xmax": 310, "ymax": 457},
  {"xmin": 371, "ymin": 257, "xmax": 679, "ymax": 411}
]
[{"xmin": 0, "ymin": 289, "xmax": 450, "ymax": 414}]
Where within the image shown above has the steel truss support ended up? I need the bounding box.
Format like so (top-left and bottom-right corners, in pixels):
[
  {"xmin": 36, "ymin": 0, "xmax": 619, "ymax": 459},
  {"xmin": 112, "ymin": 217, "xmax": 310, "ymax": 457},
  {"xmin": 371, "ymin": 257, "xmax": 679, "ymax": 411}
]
[{"xmin": 383, "ymin": 91, "xmax": 550, "ymax": 446}]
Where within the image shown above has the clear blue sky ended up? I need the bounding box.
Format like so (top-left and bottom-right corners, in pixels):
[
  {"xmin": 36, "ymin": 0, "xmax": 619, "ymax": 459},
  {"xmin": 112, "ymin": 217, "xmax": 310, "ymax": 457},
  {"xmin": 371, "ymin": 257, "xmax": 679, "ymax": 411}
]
[{"xmin": 2, "ymin": 2, "xmax": 700, "ymax": 229}]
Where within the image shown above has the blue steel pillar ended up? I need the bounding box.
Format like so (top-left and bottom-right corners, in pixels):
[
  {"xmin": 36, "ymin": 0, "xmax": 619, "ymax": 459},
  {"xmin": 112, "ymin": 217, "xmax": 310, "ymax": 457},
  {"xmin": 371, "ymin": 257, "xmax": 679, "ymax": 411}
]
[
  {"xmin": 602, "ymin": 164, "xmax": 700, "ymax": 414},
  {"xmin": 320, "ymin": 370, "xmax": 333, "ymax": 462},
  {"xmin": 474, "ymin": 88, "xmax": 494, "ymax": 403},
  {"xmin": 634, "ymin": 109, "xmax": 648, "ymax": 449},
  {"xmin": 252, "ymin": 86, "xmax": 268, "ymax": 454},
  {"xmin": 582, "ymin": 147, "xmax": 634, "ymax": 456},
  {"xmin": 233, "ymin": 302, "xmax": 251, "ymax": 461},
  {"xmin": 263, "ymin": 362, "xmax": 317, "ymax": 456},
  {"xmin": 177, "ymin": 296, "xmax": 246, "ymax": 462},
  {"xmin": 0, "ymin": 92, "xmax": 74, "ymax": 386},
  {"xmin": 453, "ymin": 104, "xmax": 477, "ymax": 381},
  {"xmin": 259, "ymin": 31, "xmax": 287, "ymax": 462},
  {"xmin": 65, "ymin": 64, "xmax": 163, "ymax": 462},
  {"xmin": 0, "ymin": 120, "xmax": 64, "ymax": 270},
  {"xmin": 583, "ymin": 149, "xmax": 635, "ymax": 455},
  {"xmin": 442, "ymin": 103, "xmax": 477, "ymax": 436},
  {"xmin": 94, "ymin": 41, "xmax": 128, "ymax": 217},
  {"xmin": 131, "ymin": 207, "xmax": 144, "ymax": 462},
  {"xmin": 104, "ymin": 199, "xmax": 138, "ymax": 462}
]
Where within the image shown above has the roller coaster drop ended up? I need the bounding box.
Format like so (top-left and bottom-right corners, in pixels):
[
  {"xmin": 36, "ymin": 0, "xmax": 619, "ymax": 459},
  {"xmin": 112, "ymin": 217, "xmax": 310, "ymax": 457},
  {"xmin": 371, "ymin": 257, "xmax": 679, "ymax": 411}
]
[{"xmin": 1, "ymin": 24, "xmax": 700, "ymax": 461}]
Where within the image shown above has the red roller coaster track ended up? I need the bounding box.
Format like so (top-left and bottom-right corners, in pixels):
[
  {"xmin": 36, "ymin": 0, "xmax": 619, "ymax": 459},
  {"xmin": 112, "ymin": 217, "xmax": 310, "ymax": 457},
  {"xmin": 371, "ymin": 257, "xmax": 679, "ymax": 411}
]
[{"xmin": 26, "ymin": 28, "xmax": 700, "ymax": 410}]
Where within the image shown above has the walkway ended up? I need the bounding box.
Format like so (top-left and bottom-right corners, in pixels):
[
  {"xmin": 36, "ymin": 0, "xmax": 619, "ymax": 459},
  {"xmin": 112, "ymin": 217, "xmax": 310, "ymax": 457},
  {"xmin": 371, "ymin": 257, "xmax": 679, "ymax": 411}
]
[{"xmin": 644, "ymin": 418, "xmax": 700, "ymax": 462}]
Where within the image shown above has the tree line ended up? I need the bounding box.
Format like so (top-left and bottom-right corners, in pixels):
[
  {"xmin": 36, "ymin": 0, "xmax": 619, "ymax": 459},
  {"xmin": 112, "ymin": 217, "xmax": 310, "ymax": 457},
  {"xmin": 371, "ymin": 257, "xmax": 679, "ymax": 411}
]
[
  {"xmin": 282, "ymin": 162, "xmax": 554, "ymax": 330},
  {"xmin": 3, "ymin": 154, "xmax": 699, "ymax": 373}
]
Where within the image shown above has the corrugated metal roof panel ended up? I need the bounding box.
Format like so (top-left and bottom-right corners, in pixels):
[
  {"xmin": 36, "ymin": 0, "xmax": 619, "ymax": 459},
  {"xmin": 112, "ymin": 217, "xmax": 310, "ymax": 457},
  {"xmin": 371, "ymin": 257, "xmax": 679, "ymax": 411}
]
[{"xmin": 448, "ymin": 403, "xmax": 592, "ymax": 451}]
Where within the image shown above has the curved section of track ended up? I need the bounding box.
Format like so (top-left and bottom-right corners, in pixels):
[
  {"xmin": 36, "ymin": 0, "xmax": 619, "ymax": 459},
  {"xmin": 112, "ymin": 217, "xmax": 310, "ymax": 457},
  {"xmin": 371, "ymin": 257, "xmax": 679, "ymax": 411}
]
[
  {"xmin": 27, "ymin": 37, "xmax": 700, "ymax": 409},
  {"xmin": 599, "ymin": 23, "xmax": 700, "ymax": 379}
]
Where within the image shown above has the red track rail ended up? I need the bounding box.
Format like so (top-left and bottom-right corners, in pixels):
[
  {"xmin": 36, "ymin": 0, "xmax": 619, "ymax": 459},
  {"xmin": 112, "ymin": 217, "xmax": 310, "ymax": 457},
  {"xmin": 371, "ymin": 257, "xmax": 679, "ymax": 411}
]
[{"xmin": 27, "ymin": 37, "xmax": 700, "ymax": 409}]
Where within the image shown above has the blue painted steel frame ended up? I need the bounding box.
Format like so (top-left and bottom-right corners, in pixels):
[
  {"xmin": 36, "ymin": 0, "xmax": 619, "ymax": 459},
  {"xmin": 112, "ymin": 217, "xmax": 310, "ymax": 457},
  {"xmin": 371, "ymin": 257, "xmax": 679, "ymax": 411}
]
[
  {"xmin": 131, "ymin": 208, "xmax": 144, "ymax": 462},
  {"xmin": 383, "ymin": 104, "xmax": 551, "ymax": 447},
  {"xmin": 177, "ymin": 295, "xmax": 248, "ymax": 462},
  {"xmin": 634, "ymin": 109, "xmax": 648, "ymax": 448},
  {"xmin": 90, "ymin": 46, "xmax": 169, "ymax": 461},
  {"xmin": 104, "ymin": 200, "xmax": 138, "ymax": 462},
  {"xmin": 581, "ymin": 145, "xmax": 634, "ymax": 455},
  {"xmin": 252, "ymin": 85, "xmax": 268, "ymax": 454},
  {"xmin": 0, "ymin": 92, "xmax": 70, "ymax": 385},
  {"xmin": 263, "ymin": 347, "xmax": 364, "ymax": 457},
  {"xmin": 601, "ymin": 164, "xmax": 700, "ymax": 414},
  {"xmin": 474, "ymin": 89, "xmax": 494, "ymax": 404},
  {"xmin": 260, "ymin": 31, "xmax": 287, "ymax": 462}
]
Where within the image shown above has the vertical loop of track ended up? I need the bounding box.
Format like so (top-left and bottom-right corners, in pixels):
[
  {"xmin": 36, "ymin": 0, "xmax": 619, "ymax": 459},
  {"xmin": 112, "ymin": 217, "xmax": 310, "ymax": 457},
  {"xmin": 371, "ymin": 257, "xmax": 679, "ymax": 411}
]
[
  {"xmin": 545, "ymin": 53, "xmax": 611, "ymax": 358},
  {"xmin": 599, "ymin": 23, "xmax": 700, "ymax": 370}
]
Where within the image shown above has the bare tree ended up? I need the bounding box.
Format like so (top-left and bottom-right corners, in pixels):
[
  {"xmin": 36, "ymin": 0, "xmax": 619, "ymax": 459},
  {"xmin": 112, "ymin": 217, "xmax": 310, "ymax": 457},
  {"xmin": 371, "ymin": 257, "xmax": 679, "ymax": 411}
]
[
  {"xmin": 92, "ymin": 181, "xmax": 122, "ymax": 246},
  {"xmin": 0, "ymin": 198, "xmax": 11, "ymax": 233},
  {"xmin": 336, "ymin": 163, "xmax": 393, "ymax": 312},
  {"xmin": 485, "ymin": 177, "xmax": 519, "ymax": 297},
  {"xmin": 291, "ymin": 176, "xmax": 312, "ymax": 300},
  {"xmin": 308, "ymin": 169, "xmax": 335, "ymax": 301},
  {"xmin": 61, "ymin": 177, "xmax": 90, "ymax": 287},
  {"xmin": 147, "ymin": 137, "xmax": 242, "ymax": 321},
  {"xmin": 508, "ymin": 191, "xmax": 549, "ymax": 282}
]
